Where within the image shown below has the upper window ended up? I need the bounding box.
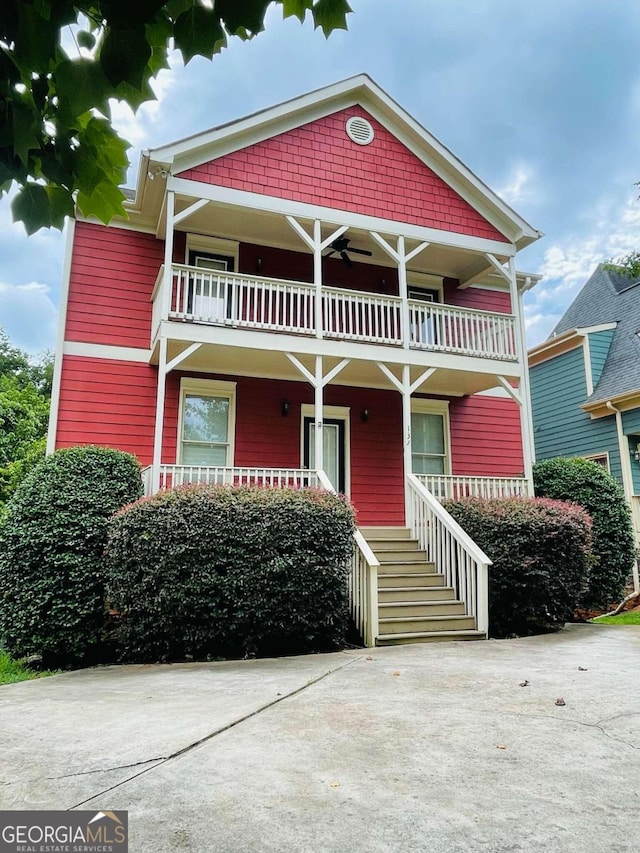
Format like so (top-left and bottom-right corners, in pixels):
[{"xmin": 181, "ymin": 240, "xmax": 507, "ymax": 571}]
[
  {"xmin": 188, "ymin": 250, "xmax": 234, "ymax": 272},
  {"xmin": 411, "ymin": 401, "xmax": 450, "ymax": 475},
  {"xmin": 179, "ymin": 379, "xmax": 236, "ymax": 466}
]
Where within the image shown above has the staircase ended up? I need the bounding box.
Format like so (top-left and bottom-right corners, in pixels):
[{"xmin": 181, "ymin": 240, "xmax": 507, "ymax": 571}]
[{"xmin": 360, "ymin": 526, "xmax": 486, "ymax": 645}]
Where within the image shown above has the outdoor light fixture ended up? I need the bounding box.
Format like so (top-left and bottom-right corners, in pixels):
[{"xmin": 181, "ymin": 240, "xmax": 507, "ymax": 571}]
[
  {"xmin": 256, "ymin": 257, "xmax": 263, "ymax": 274},
  {"xmin": 281, "ymin": 400, "xmax": 290, "ymax": 417},
  {"xmin": 361, "ymin": 408, "xmax": 369, "ymax": 423},
  {"xmin": 634, "ymin": 446, "xmax": 640, "ymax": 463}
]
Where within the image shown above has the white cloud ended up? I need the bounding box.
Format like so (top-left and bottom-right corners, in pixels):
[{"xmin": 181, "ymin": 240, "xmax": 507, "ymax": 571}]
[
  {"xmin": 497, "ymin": 163, "xmax": 537, "ymax": 206},
  {"xmin": 525, "ymin": 192, "xmax": 640, "ymax": 346},
  {"xmin": 110, "ymin": 66, "xmax": 178, "ymax": 150},
  {"xmin": 0, "ymin": 282, "xmax": 58, "ymax": 355}
]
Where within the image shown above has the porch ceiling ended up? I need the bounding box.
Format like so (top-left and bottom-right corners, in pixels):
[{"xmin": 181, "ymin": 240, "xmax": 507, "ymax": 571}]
[
  {"xmin": 170, "ymin": 198, "xmax": 510, "ymax": 283},
  {"xmin": 156, "ymin": 339, "xmax": 512, "ymax": 396}
]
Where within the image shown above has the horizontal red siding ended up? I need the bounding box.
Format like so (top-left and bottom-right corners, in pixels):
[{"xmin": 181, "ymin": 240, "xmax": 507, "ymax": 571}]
[
  {"xmin": 178, "ymin": 106, "xmax": 507, "ymax": 243},
  {"xmin": 450, "ymin": 395, "xmax": 523, "ymax": 476},
  {"xmin": 66, "ymin": 222, "xmax": 165, "ymax": 347},
  {"xmin": 55, "ymin": 356, "xmax": 157, "ymax": 463},
  {"xmin": 445, "ymin": 283, "xmax": 512, "ymax": 314}
]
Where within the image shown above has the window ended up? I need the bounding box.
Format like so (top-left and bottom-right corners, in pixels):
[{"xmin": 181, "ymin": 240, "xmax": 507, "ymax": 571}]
[
  {"xmin": 179, "ymin": 379, "xmax": 236, "ymax": 466},
  {"xmin": 407, "ymin": 273, "xmax": 443, "ymax": 346},
  {"xmin": 411, "ymin": 401, "xmax": 450, "ymax": 475},
  {"xmin": 582, "ymin": 453, "xmax": 610, "ymax": 472}
]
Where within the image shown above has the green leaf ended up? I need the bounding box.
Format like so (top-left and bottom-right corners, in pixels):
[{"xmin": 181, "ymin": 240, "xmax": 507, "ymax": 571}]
[
  {"xmin": 76, "ymin": 180, "xmax": 128, "ymax": 224},
  {"xmin": 11, "ymin": 183, "xmax": 73, "ymax": 234},
  {"xmin": 55, "ymin": 58, "xmax": 112, "ymax": 120},
  {"xmin": 280, "ymin": 0, "xmax": 313, "ymax": 23},
  {"xmin": 215, "ymin": 0, "xmax": 270, "ymax": 35},
  {"xmin": 312, "ymin": 0, "xmax": 352, "ymax": 37},
  {"xmin": 77, "ymin": 29, "xmax": 96, "ymax": 50},
  {"xmin": 100, "ymin": 22, "xmax": 152, "ymax": 88},
  {"xmin": 173, "ymin": 6, "xmax": 227, "ymax": 63},
  {"xmin": 11, "ymin": 102, "xmax": 42, "ymax": 167}
]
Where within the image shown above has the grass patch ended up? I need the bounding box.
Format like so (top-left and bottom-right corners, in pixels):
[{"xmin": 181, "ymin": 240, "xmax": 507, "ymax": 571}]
[
  {"xmin": 0, "ymin": 650, "xmax": 55, "ymax": 685},
  {"xmin": 592, "ymin": 610, "xmax": 640, "ymax": 625}
]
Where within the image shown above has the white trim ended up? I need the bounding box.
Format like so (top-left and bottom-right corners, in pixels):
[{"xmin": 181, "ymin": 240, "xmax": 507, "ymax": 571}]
[
  {"xmin": 177, "ymin": 377, "xmax": 237, "ymax": 466},
  {"xmin": 159, "ymin": 319, "xmax": 524, "ymax": 379},
  {"xmin": 474, "ymin": 386, "xmax": 512, "ymax": 398},
  {"xmin": 576, "ymin": 322, "xmax": 617, "ymax": 335},
  {"xmin": 185, "ymin": 234, "xmax": 239, "ymax": 269},
  {"xmin": 406, "ymin": 270, "xmax": 444, "ymax": 302},
  {"xmin": 149, "ymin": 75, "xmax": 539, "ymax": 246},
  {"xmin": 62, "ymin": 341, "xmax": 151, "ymax": 362},
  {"xmin": 47, "ymin": 219, "xmax": 75, "ymax": 455},
  {"xmin": 410, "ymin": 398, "xmax": 451, "ymax": 476},
  {"xmin": 583, "ymin": 335, "xmax": 594, "ymax": 396},
  {"xmin": 582, "ymin": 451, "xmax": 611, "ymax": 473},
  {"xmin": 300, "ymin": 403, "xmax": 351, "ymax": 496},
  {"xmin": 167, "ymin": 176, "xmax": 517, "ymax": 258},
  {"xmin": 75, "ymin": 213, "xmax": 157, "ymax": 235}
]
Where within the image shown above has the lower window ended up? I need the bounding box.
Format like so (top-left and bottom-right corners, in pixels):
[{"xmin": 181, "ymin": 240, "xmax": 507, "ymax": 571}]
[{"xmin": 179, "ymin": 379, "xmax": 236, "ymax": 466}]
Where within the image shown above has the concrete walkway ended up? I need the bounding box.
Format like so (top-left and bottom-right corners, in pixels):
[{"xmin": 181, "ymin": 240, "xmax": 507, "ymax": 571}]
[{"xmin": 1, "ymin": 624, "xmax": 639, "ymax": 852}]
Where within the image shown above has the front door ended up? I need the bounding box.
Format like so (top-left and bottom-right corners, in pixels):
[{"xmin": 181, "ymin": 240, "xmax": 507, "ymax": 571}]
[{"xmin": 303, "ymin": 417, "xmax": 346, "ymax": 494}]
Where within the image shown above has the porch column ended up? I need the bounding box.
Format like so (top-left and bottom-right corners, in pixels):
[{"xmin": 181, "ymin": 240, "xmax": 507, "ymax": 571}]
[
  {"xmin": 370, "ymin": 233, "xmax": 429, "ymax": 349},
  {"xmin": 314, "ymin": 355, "xmax": 324, "ymax": 475},
  {"xmin": 507, "ymin": 257, "xmax": 535, "ymax": 489},
  {"xmin": 161, "ymin": 190, "xmax": 175, "ymax": 321},
  {"xmin": 152, "ymin": 336, "xmax": 167, "ymax": 493}
]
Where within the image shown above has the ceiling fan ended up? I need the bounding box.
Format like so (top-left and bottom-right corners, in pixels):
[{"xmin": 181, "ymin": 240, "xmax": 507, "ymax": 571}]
[{"xmin": 324, "ymin": 236, "xmax": 373, "ymax": 267}]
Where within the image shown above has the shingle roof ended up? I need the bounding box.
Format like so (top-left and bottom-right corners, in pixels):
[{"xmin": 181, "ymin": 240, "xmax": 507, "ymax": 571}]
[{"xmin": 551, "ymin": 264, "xmax": 640, "ymax": 401}]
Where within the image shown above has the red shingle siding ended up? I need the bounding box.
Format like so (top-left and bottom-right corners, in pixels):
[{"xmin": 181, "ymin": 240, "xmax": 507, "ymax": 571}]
[
  {"xmin": 66, "ymin": 222, "xmax": 164, "ymax": 347},
  {"xmin": 450, "ymin": 395, "xmax": 523, "ymax": 476},
  {"xmin": 446, "ymin": 282, "xmax": 512, "ymax": 313},
  {"xmin": 55, "ymin": 356, "xmax": 157, "ymax": 463},
  {"xmin": 178, "ymin": 106, "xmax": 507, "ymax": 242}
]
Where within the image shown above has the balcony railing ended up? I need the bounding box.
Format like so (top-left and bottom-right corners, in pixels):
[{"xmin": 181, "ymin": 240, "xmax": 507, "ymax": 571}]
[
  {"xmin": 418, "ymin": 474, "xmax": 530, "ymax": 501},
  {"xmin": 141, "ymin": 464, "xmax": 320, "ymax": 495},
  {"xmin": 153, "ymin": 265, "xmax": 518, "ymax": 361}
]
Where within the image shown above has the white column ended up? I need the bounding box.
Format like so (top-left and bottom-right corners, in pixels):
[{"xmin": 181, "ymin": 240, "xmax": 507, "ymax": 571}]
[
  {"xmin": 152, "ymin": 337, "xmax": 167, "ymax": 493},
  {"xmin": 508, "ymin": 258, "xmax": 535, "ymax": 488},
  {"xmin": 161, "ymin": 191, "xmax": 175, "ymax": 321},
  {"xmin": 397, "ymin": 236, "xmax": 411, "ymax": 350},
  {"xmin": 314, "ymin": 355, "xmax": 324, "ymax": 475},
  {"xmin": 402, "ymin": 364, "xmax": 412, "ymax": 522},
  {"xmin": 313, "ymin": 219, "xmax": 323, "ymax": 340}
]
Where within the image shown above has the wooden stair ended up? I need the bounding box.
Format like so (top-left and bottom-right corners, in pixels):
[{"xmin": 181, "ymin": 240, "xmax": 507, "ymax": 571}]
[{"xmin": 360, "ymin": 526, "xmax": 486, "ymax": 645}]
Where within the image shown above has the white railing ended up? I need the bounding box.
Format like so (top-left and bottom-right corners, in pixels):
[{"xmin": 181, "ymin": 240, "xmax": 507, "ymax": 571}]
[
  {"xmin": 317, "ymin": 470, "xmax": 379, "ymax": 648},
  {"xmin": 170, "ymin": 265, "xmax": 316, "ymax": 335},
  {"xmin": 141, "ymin": 464, "xmax": 153, "ymax": 496},
  {"xmin": 144, "ymin": 465, "xmax": 320, "ymax": 495},
  {"xmin": 408, "ymin": 300, "xmax": 517, "ymax": 360},
  {"xmin": 155, "ymin": 264, "xmax": 519, "ymax": 361},
  {"xmin": 418, "ymin": 474, "xmax": 530, "ymax": 501},
  {"xmin": 407, "ymin": 473, "xmax": 491, "ymax": 635},
  {"xmin": 323, "ymin": 287, "xmax": 402, "ymax": 345}
]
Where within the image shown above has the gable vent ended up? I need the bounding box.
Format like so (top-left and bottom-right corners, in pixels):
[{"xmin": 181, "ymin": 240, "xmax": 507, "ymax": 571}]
[{"xmin": 346, "ymin": 116, "xmax": 374, "ymax": 145}]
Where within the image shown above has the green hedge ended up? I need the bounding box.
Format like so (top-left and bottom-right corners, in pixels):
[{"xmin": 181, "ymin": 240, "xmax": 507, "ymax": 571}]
[
  {"xmin": 0, "ymin": 446, "xmax": 142, "ymax": 666},
  {"xmin": 106, "ymin": 485, "xmax": 356, "ymax": 661},
  {"xmin": 533, "ymin": 457, "xmax": 636, "ymax": 609},
  {"xmin": 443, "ymin": 497, "xmax": 592, "ymax": 637}
]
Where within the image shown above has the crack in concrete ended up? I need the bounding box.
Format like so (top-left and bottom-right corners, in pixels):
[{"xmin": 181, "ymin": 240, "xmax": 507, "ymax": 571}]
[
  {"xmin": 1, "ymin": 758, "xmax": 168, "ymax": 787},
  {"xmin": 67, "ymin": 654, "xmax": 362, "ymax": 810},
  {"xmin": 500, "ymin": 709, "xmax": 640, "ymax": 752}
]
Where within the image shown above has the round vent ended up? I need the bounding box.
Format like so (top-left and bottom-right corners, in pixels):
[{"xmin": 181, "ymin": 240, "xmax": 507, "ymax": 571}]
[{"xmin": 346, "ymin": 116, "xmax": 374, "ymax": 146}]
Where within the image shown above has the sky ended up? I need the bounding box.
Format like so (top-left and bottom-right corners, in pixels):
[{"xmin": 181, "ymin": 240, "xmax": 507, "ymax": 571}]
[{"xmin": 1, "ymin": 0, "xmax": 640, "ymax": 355}]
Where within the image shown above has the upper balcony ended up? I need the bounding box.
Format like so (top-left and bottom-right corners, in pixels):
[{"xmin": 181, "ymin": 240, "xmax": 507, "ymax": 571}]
[{"xmin": 151, "ymin": 263, "xmax": 518, "ymax": 363}]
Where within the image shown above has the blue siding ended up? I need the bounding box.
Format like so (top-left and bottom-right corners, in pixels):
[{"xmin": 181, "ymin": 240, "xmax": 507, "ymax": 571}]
[
  {"xmin": 530, "ymin": 346, "xmax": 622, "ymax": 484},
  {"xmin": 588, "ymin": 329, "xmax": 614, "ymax": 389},
  {"xmin": 622, "ymin": 408, "xmax": 640, "ymax": 494}
]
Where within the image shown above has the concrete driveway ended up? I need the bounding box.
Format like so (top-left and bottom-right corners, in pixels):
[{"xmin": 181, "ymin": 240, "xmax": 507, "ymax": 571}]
[{"xmin": 1, "ymin": 624, "xmax": 639, "ymax": 853}]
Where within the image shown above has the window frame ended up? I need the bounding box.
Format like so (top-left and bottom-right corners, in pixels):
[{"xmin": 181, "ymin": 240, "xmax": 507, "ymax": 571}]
[
  {"xmin": 410, "ymin": 399, "xmax": 451, "ymax": 476},
  {"xmin": 177, "ymin": 377, "xmax": 237, "ymax": 467},
  {"xmin": 581, "ymin": 452, "xmax": 611, "ymax": 473},
  {"xmin": 185, "ymin": 234, "xmax": 239, "ymax": 271}
]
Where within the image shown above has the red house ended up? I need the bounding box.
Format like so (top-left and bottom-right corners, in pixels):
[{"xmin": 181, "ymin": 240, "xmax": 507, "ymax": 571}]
[{"xmin": 48, "ymin": 76, "xmax": 542, "ymax": 646}]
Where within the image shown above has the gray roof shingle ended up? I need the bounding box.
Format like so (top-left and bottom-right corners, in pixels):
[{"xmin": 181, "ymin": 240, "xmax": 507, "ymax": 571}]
[{"xmin": 551, "ymin": 264, "xmax": 640, "ymax": 402}]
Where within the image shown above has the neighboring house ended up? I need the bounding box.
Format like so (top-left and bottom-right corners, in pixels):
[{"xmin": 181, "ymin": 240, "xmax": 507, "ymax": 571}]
[
  {"xmin": 48, "ymin": 75, "xmax": 543, "ymax": 645},
  {"xmin": 528, "ymin": 264, "xmax": 640, "ymax": 589}
]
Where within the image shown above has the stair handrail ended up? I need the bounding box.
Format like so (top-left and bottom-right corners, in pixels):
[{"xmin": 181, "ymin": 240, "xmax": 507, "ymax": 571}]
[
  {"xmin": 317, "ymin": 470, "xmax": 379, "ymax": 647},
  {"xmin": 407, "ymin": 473, "xmax": 491, "ymax": 635}
]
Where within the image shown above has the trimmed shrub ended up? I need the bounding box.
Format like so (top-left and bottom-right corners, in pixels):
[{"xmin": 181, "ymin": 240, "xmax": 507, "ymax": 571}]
[
  {"xmin": 0, "ymin": 446, "xmax": 142, "ymax": 666},
  {"xmin": 443, "ymin": 497, "xmax": 592, "ymax": 637},
  {"xmin": 533, "ymin": 457, "xmax": 636, "ymax": 609},
  {"xmin": 106, "ymin": 485, "xmax": 356, "ymax": 661}
]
